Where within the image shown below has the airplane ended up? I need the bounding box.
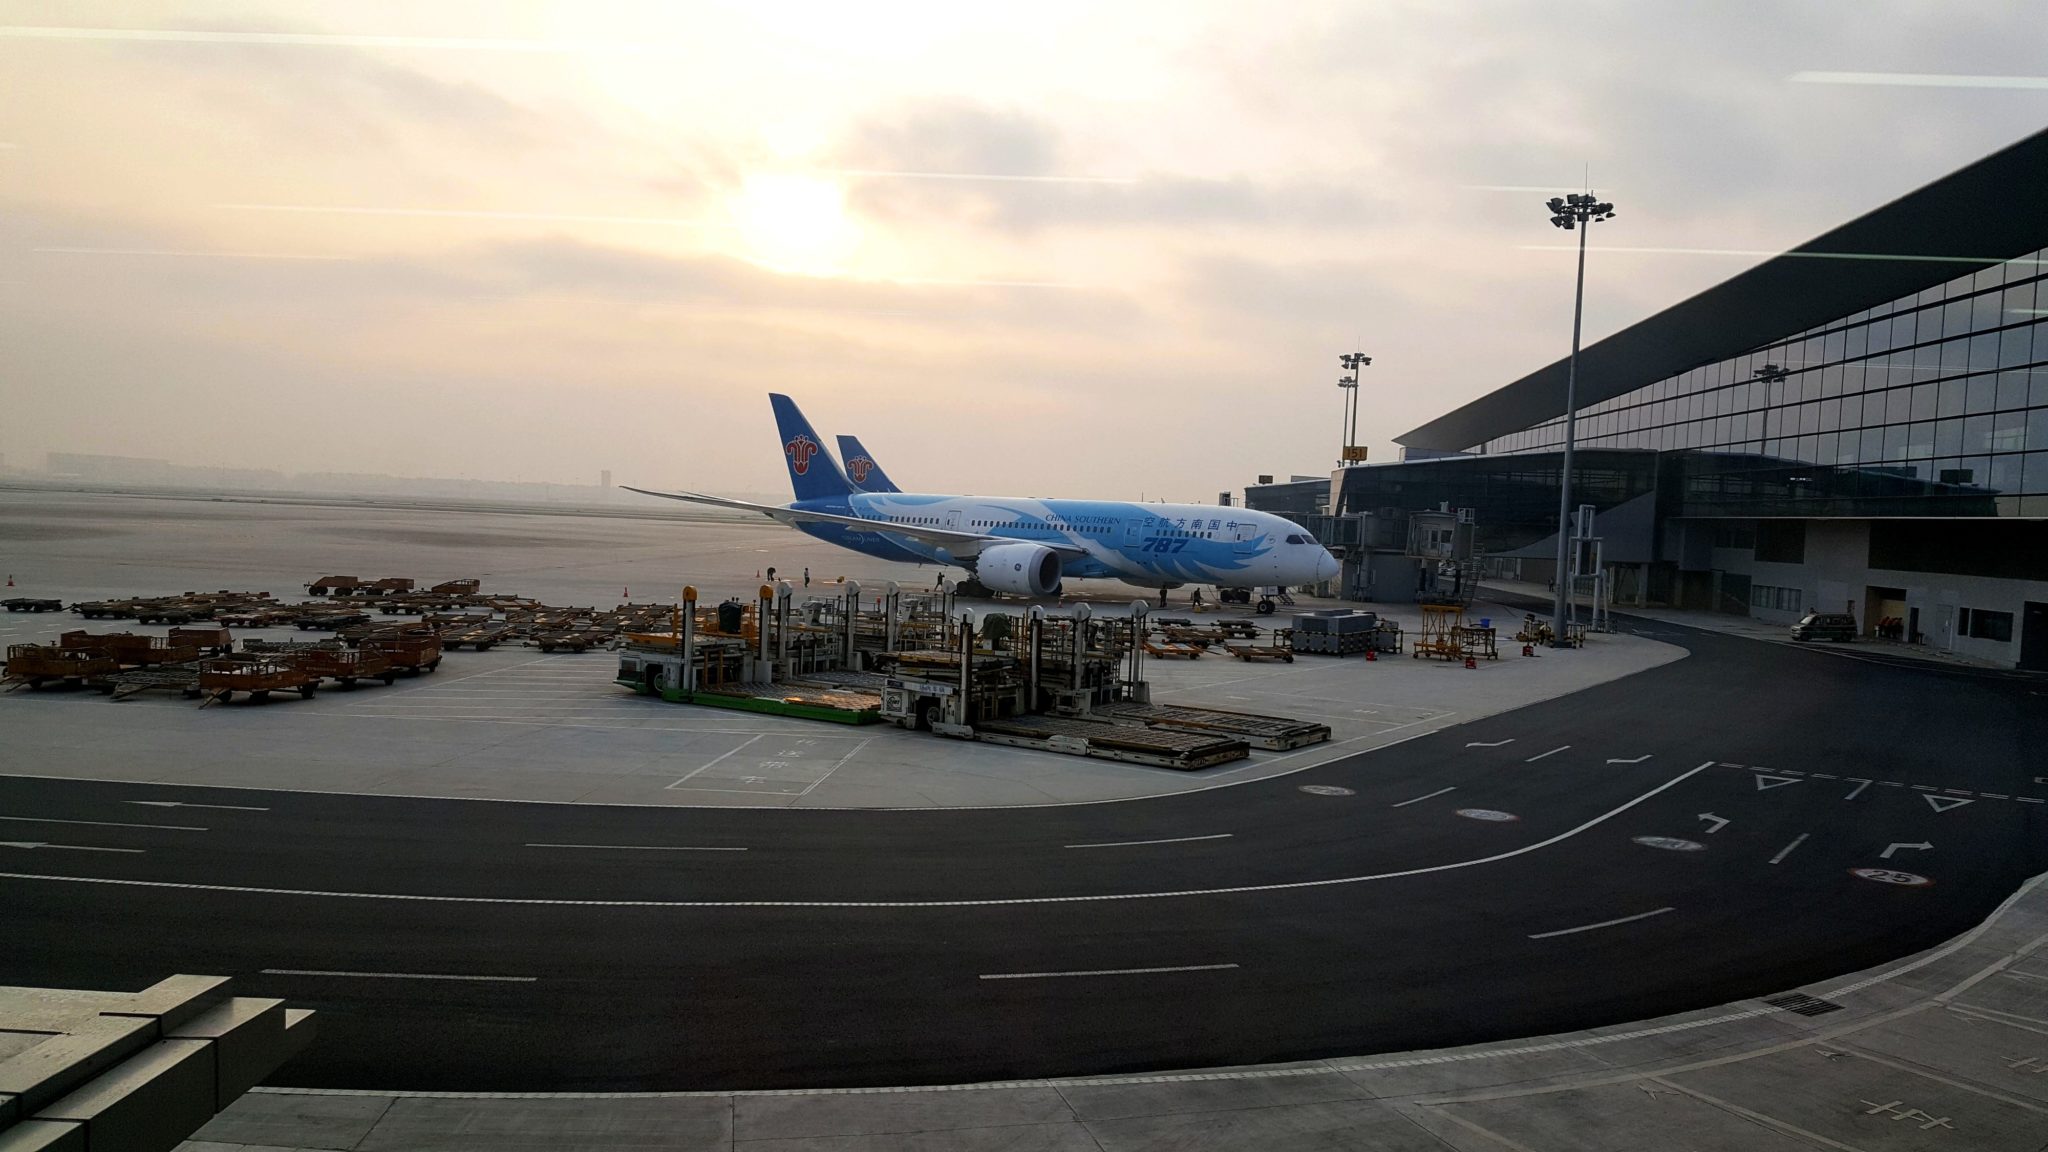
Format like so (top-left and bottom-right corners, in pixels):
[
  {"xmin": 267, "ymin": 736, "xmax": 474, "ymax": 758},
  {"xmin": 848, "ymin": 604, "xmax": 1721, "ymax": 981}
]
[
  {"xmin": 625, "ymin": 394, "xmax": 1339, "ymax": 610},
  {"xmin": 836, "ymin": 435, "xmax": 901, "ymax": 494}
]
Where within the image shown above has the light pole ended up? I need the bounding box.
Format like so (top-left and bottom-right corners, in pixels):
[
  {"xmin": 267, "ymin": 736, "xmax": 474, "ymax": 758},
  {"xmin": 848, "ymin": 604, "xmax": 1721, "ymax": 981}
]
[
  {"xmin": 1338, "ymin": 352, "xmax": 1371, "ymax": 465},
  {"xmin": 1545, "ymin": 191, "xmax": 1615, "ymax": 645},
  {"xmin": 1753, "ymin": 363, "xmax": 1788, "ymax": 452}
]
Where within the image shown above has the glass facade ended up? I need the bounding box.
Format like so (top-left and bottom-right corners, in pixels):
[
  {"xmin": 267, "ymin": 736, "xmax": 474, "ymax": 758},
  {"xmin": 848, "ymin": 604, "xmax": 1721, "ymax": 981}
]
[{"xmin": 1475, "ymin": 249, "xmax": 2048, "ymax": 518}]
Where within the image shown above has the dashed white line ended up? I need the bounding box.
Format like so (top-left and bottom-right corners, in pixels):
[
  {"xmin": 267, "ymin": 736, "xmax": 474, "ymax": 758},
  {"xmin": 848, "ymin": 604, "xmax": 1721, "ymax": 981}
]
[
  {"xmin": 1768, "ymin": 833, "xmax": 1810, "ymax": 865},
  {"xmin": 1524, "ymin": 746, "xmax": 1570, "ymax": 762},
  {"xmin": 980, "ymin": 964, "xmax": 1239, "ymax": 980},
  {"xmin": 1982, "ymin": 793, "xmax": 2010, "ymax": 800},
  {"xmin": 525, "ymin": 843, "xmax": 747, "ymax": 853},
  {"xmin": 1528, "ymin": 906, "xmax": 1674, "ymax": 939},
  {"xmin": 1064, "ymin": 834, "xmax": 1233, "ymax": 849},
  {"xmin": 665, "ymin": 735, "xmax": 764, "ymax": 790},
  {"xmin": 260, "ymin": 969, "xmax": 536, "ymax": 983},
  {"xmin": 0, "ymin": 815, "xmax": 206, "ymax": 832},
  {"xmin": 0, "ymin": 762, "xmax": 1717, "ymax": 908},
  {"xmin": 1391, "ymin": 787, "xmax": 1455, "ymax": 808}
]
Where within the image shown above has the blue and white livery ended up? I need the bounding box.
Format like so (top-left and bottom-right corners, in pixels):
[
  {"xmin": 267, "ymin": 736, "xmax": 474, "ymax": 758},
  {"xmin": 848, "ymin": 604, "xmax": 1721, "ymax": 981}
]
[{"xmin": 626, "ymin": 395, "xmax": 1338, "ymax": 601}]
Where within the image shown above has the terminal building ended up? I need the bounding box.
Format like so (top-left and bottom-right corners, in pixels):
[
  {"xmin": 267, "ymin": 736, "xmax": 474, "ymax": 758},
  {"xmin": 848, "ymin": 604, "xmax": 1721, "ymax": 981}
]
[{"xmin": 1250, "ymin": 126, "xmax": 2048, "ymax": 670}]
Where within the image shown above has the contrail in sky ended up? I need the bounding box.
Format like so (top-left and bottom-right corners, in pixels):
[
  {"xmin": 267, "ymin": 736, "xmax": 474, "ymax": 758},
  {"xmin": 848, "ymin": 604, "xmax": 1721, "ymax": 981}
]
[{"xmin": 0, "ymin": 25, "xmax": 684, "ymax": 56}]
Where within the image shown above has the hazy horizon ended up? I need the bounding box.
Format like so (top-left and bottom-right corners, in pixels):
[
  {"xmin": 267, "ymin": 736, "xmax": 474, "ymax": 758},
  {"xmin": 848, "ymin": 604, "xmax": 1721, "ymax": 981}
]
[{"xmin": 4, "ymin": 2, "xmax": 2044, "ymax": 502}]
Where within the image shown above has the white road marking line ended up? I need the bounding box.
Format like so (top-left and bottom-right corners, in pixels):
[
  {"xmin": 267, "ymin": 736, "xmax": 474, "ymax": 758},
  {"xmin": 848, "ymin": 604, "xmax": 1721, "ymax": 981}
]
[
  {"xmin": 665, "ymin": 735, "xmax": 765, "ymax": 790},
  {"xmin": 127, "ymin": 800, "xmax": 267, "ymax": 811},
  {"xmin": 525, "ymin": 843, "xmax": 747, "ymax": 852},
  {"xmin": 1983, "ymin": 793, "xmax": 2010, "ymax": 800},
  {"xmin": 0, "ymin": 840, "xmax": 144, "ymax": 854},
  {"xmin": 2021, "ymin": 798, "xmax": 2045, "ymax": 804},
  {"xmin": 1880, "ymin": 781, "xmax": 1904, "ymax": 787},
  {"xmin": 1528, "ymin": 906, "xmax": 1674, "ymax": 939},
  {"xmin": 1845, "ymin": 779, "xmax": 1873, "ymax": 800},
  {"xmin": 260, "ymin": 968, "xmax": 536, "ymax": 983},
  {"xmin": 1465, "ymin": 739, "xmax": 1514, "ymax": 748},
  {"xmin": 1064, "ymin": 834, "xmax": 1233, "ymax": 849},
  {"xmin": 980, "ymin": 964, "xmax": 1239, "ymax": 980},
  {"xmin": 0, "ymin": 763, "xmax": 1719, "ymax": 908},
  {"xmin": 1391, "ymin": 787, "xmax": 1455, "ymax": 808},
  {"xmin": 1606, "ymin": 755, "xmax": 1652, "ymax": 764},
  {"xmin": 0, "ymin": 815, "xmax": 206, "ymax": 832},
  {"xmin": 797, "ymin": 736, "xmax": 874, "ymax": 796},
  {"xmin": 1769, "ymin": 833, "xmax": 1810, "ymax": 865},
  {"xmin": 1808, "ymin": 773, "xmax": 1837, "ymax": 779},
  {"xmin": 1525, "ymin": 746, "xmax": 1570, "ymax": 762}
]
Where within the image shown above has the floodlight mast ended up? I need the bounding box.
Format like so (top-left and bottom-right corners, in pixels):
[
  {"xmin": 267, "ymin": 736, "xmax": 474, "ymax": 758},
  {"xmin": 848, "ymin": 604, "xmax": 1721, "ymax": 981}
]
[
  {"xmin": 1753, "ymin": 362, "xmax": 1789, "ymax": 451},
  {"xmin": 1338, "ymin": 352, "xmax": 1372, "ymax": 464},
  {"xmin": 1544, "ymin": 192, "xmax": 1615, "ymax": 646}
]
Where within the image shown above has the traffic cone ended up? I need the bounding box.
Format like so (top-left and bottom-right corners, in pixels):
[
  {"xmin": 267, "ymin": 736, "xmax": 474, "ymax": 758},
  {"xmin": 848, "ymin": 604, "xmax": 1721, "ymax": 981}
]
[
  {"xmin": 1464, "ymin": 655, "xmax": 1478, "ymax": 670},
  {"xmin": 4, "ymin": 575, "xmax": 11, "ymax": 587},
  {"xmin": 623, "ymin": 587, "xmax": 630, "ymax": 599},
  {"xmin": 1365, "ymin": 648, "xmax": 1376, "ymax": 661},
  {"xmin": 1522, "ymin": 643, "xmax": 1535, "ymax": 657}
]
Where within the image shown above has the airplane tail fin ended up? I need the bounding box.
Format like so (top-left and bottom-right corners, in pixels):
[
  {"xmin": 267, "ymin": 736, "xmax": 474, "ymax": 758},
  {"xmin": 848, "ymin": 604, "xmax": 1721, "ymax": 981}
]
[
  {"xmin": 769, "ymin": 394, "xmax": 855, "ymax": 504},
  {"xmin": 836, "ymin": 435, "xmax": 902, "ymax": 493}
]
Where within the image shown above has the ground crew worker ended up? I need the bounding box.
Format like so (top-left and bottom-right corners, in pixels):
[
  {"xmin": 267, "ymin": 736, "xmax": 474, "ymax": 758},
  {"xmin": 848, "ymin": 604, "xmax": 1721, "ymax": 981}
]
[{"xmin": 803, "ymin": 567, "xmax": 810, "ymax": 587}]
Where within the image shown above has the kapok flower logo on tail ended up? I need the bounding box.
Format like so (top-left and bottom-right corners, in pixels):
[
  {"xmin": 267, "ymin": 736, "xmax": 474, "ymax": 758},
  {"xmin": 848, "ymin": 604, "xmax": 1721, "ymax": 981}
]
[
  {"xmin": 785, "ymin": 434, "xmax": 820, "ymax": 476},
  {"xmin": 847, "ymin": 455, "xmax": 873, "ymax": 484}
]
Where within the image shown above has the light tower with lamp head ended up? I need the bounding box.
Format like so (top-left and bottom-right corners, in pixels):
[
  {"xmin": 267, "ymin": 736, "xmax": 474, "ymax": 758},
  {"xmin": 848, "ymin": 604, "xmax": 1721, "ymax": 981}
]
[
  {"xmin": 1338, "ymin": 352, "xmax": 1372, "ymax": 466},
  {"xmin": 1752, "ymin": 362, "xmax": 1789, "ymax": 452},
  {"xmin": 1543, "ymin": 191, "xmax": 1615, "ymax": 646}
]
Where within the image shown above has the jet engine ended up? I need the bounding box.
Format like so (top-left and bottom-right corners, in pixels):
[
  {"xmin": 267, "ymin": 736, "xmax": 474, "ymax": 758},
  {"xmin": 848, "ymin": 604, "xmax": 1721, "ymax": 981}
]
[{"xmin": 973, "ymin": 542, "xmax": 1063, "ymax": 596}]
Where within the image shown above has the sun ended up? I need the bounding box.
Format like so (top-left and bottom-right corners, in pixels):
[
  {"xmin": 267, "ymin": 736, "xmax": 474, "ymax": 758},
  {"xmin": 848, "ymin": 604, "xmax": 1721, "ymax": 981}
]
[{"xmin": 728, "ymin": 173, "xmax": 860, "ymax": 275}]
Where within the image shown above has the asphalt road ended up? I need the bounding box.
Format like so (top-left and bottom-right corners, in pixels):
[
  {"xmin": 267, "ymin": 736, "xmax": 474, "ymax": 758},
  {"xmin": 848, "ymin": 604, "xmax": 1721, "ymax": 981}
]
[{"xmin": 3, "ymin": 622, "xmax": 2043, "ymax": 1091}]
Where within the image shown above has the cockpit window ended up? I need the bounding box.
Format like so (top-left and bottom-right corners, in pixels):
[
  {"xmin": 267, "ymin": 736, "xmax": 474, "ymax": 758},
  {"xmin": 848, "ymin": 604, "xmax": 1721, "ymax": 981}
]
[{"xmin": 1285, "ymin": 534, "xmax": 1311, "ymax": 545}]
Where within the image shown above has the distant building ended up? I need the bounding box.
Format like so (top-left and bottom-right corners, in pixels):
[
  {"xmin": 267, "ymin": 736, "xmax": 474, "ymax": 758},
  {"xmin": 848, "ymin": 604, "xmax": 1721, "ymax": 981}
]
[{"xmin": 1255, "ymin": 127, "xmax": 2048, "ymax": 669}]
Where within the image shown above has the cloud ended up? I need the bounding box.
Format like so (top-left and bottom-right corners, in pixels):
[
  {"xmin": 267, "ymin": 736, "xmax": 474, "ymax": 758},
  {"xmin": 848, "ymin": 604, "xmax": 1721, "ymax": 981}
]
[{"xmin": 834, "ymin": 101, "xmax": 1371, "ymax": 232}]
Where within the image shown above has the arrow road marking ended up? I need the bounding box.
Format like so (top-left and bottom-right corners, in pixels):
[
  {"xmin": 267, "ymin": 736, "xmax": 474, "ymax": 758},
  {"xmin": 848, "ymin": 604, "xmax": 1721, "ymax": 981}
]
[
  {"xmin": 524, "ymin": 843, "xmax": 749, "ymax": 852},
  {"xmin": 1391, "ymin": 787, "xmax": 1456, "ymax": 809},
  {"xmin": 981, "ymin": 964, "xmax": 1239, "ymax": 980},
  {"xmin": 0, "ymin": 841, "xmax": 144, "ymax": 854},
  {"xmin": 260, "ymin": 968, "xmax": 535, "ymax": 983},
  {"xmin": 1465, "ymin": 739, "xmax": 1515, "ymax": 748},
  {"xmin": 1064, "ymin": 834, "xmax": 1233, "ymax": 849},
  {"xmin": 1754, "ymin": 775, "xmax": 1801, "ymax": 791},
  {"xmin": 1769, "ymin": 833, "xmax": 1810, "ymax": 865},
  {"xmin": 1923, "ymin": 795, "xmax": 1973, "ymax": 814},
  {"xmin": 1607, "ymin": 755, "xmax": 1652, "ymax": 764},
  {"xmin": 1529, "ymin": 906, "xmax": 1675, "ymax": 939},
  {"xmin": 1697, "ymin": 814, "xmax": 1729, "ymax": 834},
  {"xmin": 0, "ymin": 815, "xmax": 206, "ymax": 832},
  {"xmin": 1881, "ymin": 842, "xmax": 1932, "ymax": 860},
  {"xmin": 127, "ymin": 800, "xmax": 268, "ymax": 812}
]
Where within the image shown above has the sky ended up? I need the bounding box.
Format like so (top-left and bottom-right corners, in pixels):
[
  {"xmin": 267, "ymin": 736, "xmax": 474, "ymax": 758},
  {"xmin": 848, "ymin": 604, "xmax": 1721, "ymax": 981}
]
[{"xmin": 2, "ymin": 1, "xmax": 2044, "ymax": 501}]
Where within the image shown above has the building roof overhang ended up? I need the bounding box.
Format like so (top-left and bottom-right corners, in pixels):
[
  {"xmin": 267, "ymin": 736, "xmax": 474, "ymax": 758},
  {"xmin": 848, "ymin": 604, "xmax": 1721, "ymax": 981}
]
[{"xmin": 1397, "ymin": 127, "xmax": 2048, "ymax": 452}]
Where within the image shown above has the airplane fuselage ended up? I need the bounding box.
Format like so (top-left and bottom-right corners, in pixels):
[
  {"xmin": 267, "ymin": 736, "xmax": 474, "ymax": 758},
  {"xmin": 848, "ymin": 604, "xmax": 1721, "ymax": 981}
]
[{"xmin": 790, "ymin": 492, "xmax": 1337, "ymax": 590}]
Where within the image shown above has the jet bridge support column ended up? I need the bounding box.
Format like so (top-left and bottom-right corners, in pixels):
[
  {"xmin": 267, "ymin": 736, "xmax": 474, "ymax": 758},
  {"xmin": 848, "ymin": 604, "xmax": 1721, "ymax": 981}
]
[
  {"xmin": 775, "ymin": 580, "xmax": 793, "ymax": 666},
  {"xmin": 884, "ymin": 582, "xmax": 901, "ymax": 652},
  {"xmin": 1070, "ymin": 603, "xmax": 1091, "ymax": 702},
  {"xmin": 1027, "ymin": 605, "xmax": 1045, "ymax": 711},
  {"xmin": 755, "ymin": 583, "xmax": 773, "ymax": 681},
  {"xmin": 842, "ymin": 580, "xmax": 862, "ymax": 668},
  {"xmin": 958, "ymin": 608, "xmax": 974, "ymax": 724},
  {"xmin": 1127, "ymin": 600, "xmax": 1149, "ymax": 702},
  {"xmin": 678, "ymin": 586, "xmax": 697, "ymax": 695}
]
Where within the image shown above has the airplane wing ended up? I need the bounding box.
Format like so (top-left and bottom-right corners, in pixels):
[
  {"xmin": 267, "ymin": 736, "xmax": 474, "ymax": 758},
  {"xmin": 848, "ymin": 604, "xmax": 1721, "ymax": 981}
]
[{"xmin": 620, "ymin": 487, "xmax": 1084, "ymax": 561}]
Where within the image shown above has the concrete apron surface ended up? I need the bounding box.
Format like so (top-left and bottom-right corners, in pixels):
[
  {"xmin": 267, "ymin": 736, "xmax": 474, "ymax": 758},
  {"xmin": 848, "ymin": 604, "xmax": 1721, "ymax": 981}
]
[{"xmin": 186, "ymin": 868, "xmax": 2048, "ymax": 1151}]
